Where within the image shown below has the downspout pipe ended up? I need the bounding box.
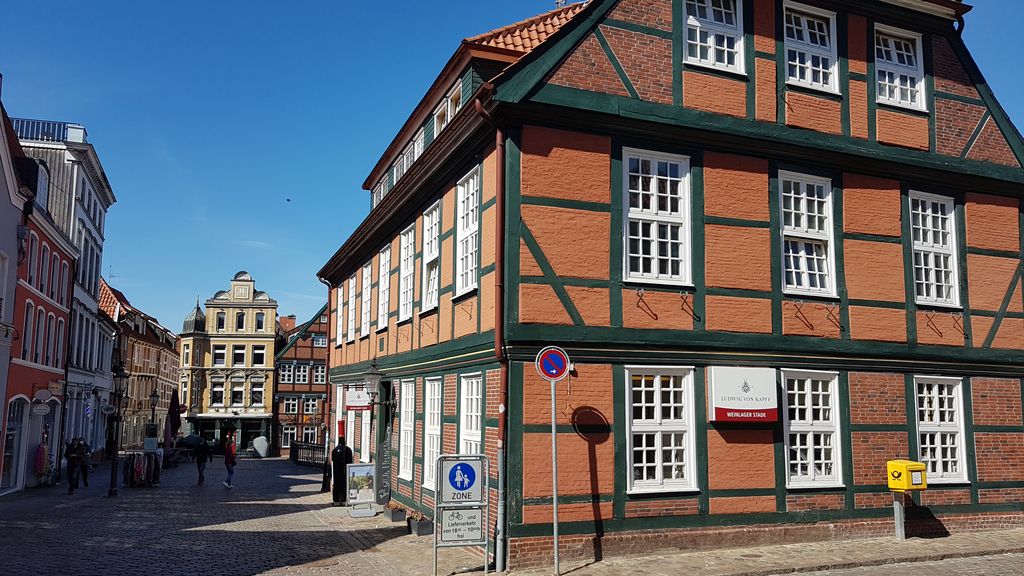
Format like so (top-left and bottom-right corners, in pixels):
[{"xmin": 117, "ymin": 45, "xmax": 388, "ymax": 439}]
[{"xmin": 475, "ymin": 91, "xmax": 508, "ymax": 572}]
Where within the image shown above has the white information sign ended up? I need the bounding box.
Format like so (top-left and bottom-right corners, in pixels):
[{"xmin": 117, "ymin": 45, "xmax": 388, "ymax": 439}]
[
  {"xmin": 439, "ymin": 507, "xmax": 485, "ymax": 545},
  {"xmin": 439, "ymin": 457, "xmax": 484, "ymax": 505},
  {"xmin": 708, "ymin": 366, "xmax": 779, "ymax": 423},
  {"xmin": 345, "ymin": 389, "xmax": 371, "ymax": 411}
]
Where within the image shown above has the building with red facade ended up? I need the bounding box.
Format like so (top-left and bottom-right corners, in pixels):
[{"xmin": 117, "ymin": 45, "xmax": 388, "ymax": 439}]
[{"xmin": 273, "ymin": 305, "xmax": 329, "ymax": 456}]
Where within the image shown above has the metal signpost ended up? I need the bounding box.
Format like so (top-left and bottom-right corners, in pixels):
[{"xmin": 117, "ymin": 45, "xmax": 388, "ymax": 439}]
[
  {"xmin": 434, "ymin": 454, "xmax": 489, "ymax": 576},
  {"xmin": 535, "ymin": 346, "xmax": 571, "ymax": 576}
]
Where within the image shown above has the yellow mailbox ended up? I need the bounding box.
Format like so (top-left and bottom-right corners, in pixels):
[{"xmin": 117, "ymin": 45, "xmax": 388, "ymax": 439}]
[{"xmin": 887, "ymin": 460, "xmax": 927, "ymax": 492}]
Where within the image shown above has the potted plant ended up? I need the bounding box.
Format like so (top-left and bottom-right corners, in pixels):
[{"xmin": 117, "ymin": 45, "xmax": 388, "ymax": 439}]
[
  {"xmin": 407, "ymin": 510, "xmax": 433, "ymax": 536},
  {"xmin": 383, "ymin": 501, "xmax": 406, "ymax": 522}
]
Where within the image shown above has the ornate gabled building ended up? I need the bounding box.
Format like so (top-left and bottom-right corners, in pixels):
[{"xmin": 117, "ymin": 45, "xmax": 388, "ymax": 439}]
[
  {"xmin": 320, "ymin": 0, "xmax": 1024, "ymax": 570},
  {"xmin": 179, "ymin": 271, "xmax": 277, "ymax": 451}
]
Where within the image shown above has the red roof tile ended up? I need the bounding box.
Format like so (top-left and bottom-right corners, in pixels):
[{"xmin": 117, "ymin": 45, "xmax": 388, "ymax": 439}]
[{"xmin": 466, "ymin": 2, "xmax": 587, "ymax": 54}]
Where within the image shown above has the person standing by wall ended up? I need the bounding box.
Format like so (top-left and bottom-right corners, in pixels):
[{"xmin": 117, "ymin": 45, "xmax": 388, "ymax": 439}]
[{"xmin": 222, "ymin": 432, "xmax": 237, "ymax": 489}]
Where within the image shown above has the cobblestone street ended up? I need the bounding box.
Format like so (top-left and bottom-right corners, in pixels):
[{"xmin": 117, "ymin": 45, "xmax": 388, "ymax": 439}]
[{"xmin": 0, "ymin": 457, "xmax": 482, "ymax": 576}]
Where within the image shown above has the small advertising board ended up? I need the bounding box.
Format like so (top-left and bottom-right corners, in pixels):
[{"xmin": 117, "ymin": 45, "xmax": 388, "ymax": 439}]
[
  {"xmin": 708, "ymin": 366, "xmax": 779, "ymax": 422},
  {"xmin": 346, "ymin": 463, "xmax": 376, "ymax": 506}
]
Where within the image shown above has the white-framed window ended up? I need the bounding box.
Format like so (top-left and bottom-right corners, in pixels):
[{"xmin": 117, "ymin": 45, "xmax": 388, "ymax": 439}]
[
  {"xmin": 255, "ymin": 312, "xmax": 265, "ymax": 332},
  {"xmin": 335, "ymin": 286, "xmax": 344, "ymax": 345},
  {"xmin": 211, "ymin": 379, "xmax": 225, "ymax": 405},
  {"xmin": 346, "ymin": 274, "xmax": 356, "ymax": 342},
  {"xmin": 910, "ymin": 191, "xmax": 959, "ymax": 307},
  {"xmin": 782, "ymin": 370, "xmax": 842, "ymax": 488},
  {"xmin": 915, "ymin": 376, "xmax": 967, "ymax": 483},
  {"xmin": 784, "ymin": 2, "xmax": 838, "ymax": 93},
  {"xmin": 295, "ymin": 364, "xmax": 309, "ymax": 384},
  {"xmin": 399, "ymin": 379, "xmax": 415, "ymax": 480},
  {"xmin": 251, "ymin": 345, "xmax": 265, "ymax": 366},
  {"xmin": 212, "ymin": 345, "xmax": 226, "ymax": 367},
  {"xmin": 399, "ymin": 225, "xmax": 416, "ymax": 321},
  {"xmin": 424, "ymin": 377, "xmax": 442, "ymax": 490},
  {"xmin": 360, "ymin": 263, "xmax": 372, "ymax": 337},
  {"xmin": 302, "ymin": 426, "xmax": 318, "ymax": 444},
  {"xmin": 182, "ymin": 343, "xmax": 191, "ymax": 367},
  {"xmin": 279, "ymin": 364, "xmax": 294, "ymax": 384},
  {"xmin": 314, "ymin": 364, "xmax": 326, "ymax": 384},
  {"xmin": 313, "ymin": 333, "xmax": 328, "ymax": 347},
  {"xmin": 231, "ymin": 380, "xmax": 244, "ymax": 405},
  {"xmin": 624, "ymin": 149, "xmax": 692, "ymax": 285},
  {"xmin": 459, "ymin": 373, "xmax": 483, "ymax": 454},
  {"xmin": 422, "ymin": 202, "xmax": 441, "ymax": 311},
  {"xmin": 413, "ymin": 128, "xmax": 425, "ymax": 159},
  {"xmin": 235, "ymin": 311, "xmax": 245, "ymax": 331},
  {"xmin": 684, "ymin": 0, "xmax": 743, "ymax": 73},
  {"xmin": 283, "ymin": 396, "xmax": 298, "ymax": 413},
  {"xmin": 875, "ymin": 25, "xmax": 926, "ymax": 111},
  {"xmin": 434, "ymin": 82, "xmax": 463, "ymax": 134},
  {"xmin": 281, "ymin": 425, "xmax": 296, "ymax": 448},
  {"xmin": 215, "ymin": 311, "xmax": 225, "ymax": 331},
  {"xmin": 372, "ymin": 182, "xmax": 384, "ymax": 209},
  {"xmin": 780, "ymin": 171, "xmax": 836, "ymax": 297},
  {"xmin": 456, "ymin": 168, "xmax": 480, "ymax": 296},
  {"xmin": 393, "ymin": 151, "xmax": 406, "ymax": 181},
  {"xmin": 377, "ymin": 246, "xmax": 391, "ymax": 330},
  {"xmin": 303, "ymin": 397, "xmax": 319, "ymax": 414},
  {"xmin": 625, "ymin": 366, "xmax": 696, "ymax": 493},
  {"xmin": 232, "ymin": 344, "xmax": 245, "ymax": 366},
  {"xmin": 320, "ymin": 314, "xmax": 328, "ymax": 323},
  {"xmin": 251, "ymin": 380, "xmax": 264, "ymax": 406}
]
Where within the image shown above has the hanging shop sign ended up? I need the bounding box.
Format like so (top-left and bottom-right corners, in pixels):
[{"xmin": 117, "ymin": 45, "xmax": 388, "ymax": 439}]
[
  {"xmin": 345, "ymin": 388, "xmax": 371, "ymax": 411},
  {"xmin": 708, "ymin": 366, "xmax": 778, "ymax": 422},
  {"xmin": 31, "ymin": 403, "xmax": 51, "ymax": 416}
]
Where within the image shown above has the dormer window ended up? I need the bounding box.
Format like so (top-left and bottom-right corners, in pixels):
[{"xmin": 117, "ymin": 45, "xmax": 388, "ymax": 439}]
[
  {"xmin": 875, "ymin": 25, "xmax": 926, "ymax": 111},
  {"xmin": 684, "ymin": 0, "xmax": 744, "ymax": 74},
  {"xmin": 434, "ymin": 82, "xmax": 463, "ymax": 134}
]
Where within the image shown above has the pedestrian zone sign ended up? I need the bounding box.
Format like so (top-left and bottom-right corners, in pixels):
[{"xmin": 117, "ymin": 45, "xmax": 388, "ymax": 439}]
[{"xmin": 439, "ymin": 456, "xmax": 484, "ymax": 505}]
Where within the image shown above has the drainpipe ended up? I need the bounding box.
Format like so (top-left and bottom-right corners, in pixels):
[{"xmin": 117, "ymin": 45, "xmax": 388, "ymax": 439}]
[{"xmin": 475, "ymin": 91, "xmax": 508, "ymax": 572}]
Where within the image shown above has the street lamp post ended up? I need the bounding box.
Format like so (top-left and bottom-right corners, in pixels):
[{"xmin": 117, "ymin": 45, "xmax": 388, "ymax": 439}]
[
  {"xmin": 108, "ymin": 366, "xmax": 128, "ymax": 498},
  {"xmin": 149, "ymin": 388, "xmax": 159, "ymax": 423}
]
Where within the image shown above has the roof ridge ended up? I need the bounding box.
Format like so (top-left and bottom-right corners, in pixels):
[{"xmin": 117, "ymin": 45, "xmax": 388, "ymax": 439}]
[{"xmin": 465, "ymin": 2, "xmax": 588, "ymax": 53}]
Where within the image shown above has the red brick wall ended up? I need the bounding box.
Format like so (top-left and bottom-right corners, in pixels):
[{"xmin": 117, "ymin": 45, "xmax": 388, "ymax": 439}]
[
  {"xmin": 785, "ymin": 92, "xmax": 842, "ymax": 135},
  {"xmin": 876, "ymin": 108, "xmax": 929, "ymax": 151},
  {"xmin": 975, "ymin": 433, "xmax": 1024, "ymax": 482},
  {"xmin": 972, "ymin": 378, "xmax": 1023, "ymax": 427},
  {"xmin": 787, "ymin": 492, "xmax": 844, "ymax": 512},
  {"xmin": 600, "ymin": 25, "xmax": 673, "ymax": 105},
  {"xmin": 606, "ymin": 0, "xmax": 672, "ymax": 32},
  {"xmin": 935, "ymin": 98, "xmax": 987, "ymax": 157},
  {"xmin": 849, "ymin": 372, "xmax": 906, "ymax": 425},
  {"xmin": 684, "ymin": 71, "xmax": 746, "ymax": 118},
  {"xmin": 547, "ymin": 34, "xmax": 629, "ymax": 97},
  {"xmin": 624, "ymin": 497, "xmax": 699, "ymax": 518},
  {"xmin": 852, "ymin": 432, "xmax": 908, "ymax": 485}
]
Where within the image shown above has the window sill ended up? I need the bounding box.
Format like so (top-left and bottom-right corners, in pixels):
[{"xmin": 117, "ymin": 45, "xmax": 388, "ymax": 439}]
[
  {"xmin": 376, "ymin": 325, "xmax": 389, "ymax": 334},
  {"xmin": 925, "ymin": 478, "xmax": 970, "ymax": 486},
  {"xmin": 453, "ymin": 287, "xmax": 478, "ymax": 304},
  {"xmin": 914, "ymin": 300, "xmax": 962, "ymax": 312},
  {"xmin": 683, "ymin": 59, "xmax": 747, "ymax": 81},
  {"xmin": 786, "ymin": 482, "xmax": 845, "ymax": 491},
  {"xmin": 877, "ymin": 99, "xmax": 929, "ymax": 116},
  {"xmin": 396, "ymin": 316, "xmax": 413, "ymax": 327},
  {"xmin": 624, "ymin": 277, "xmax": 694, "ymax": 289},
  {"xmin": 785, "ymin": 80, "xmax": 842, "ymax": 101},
  {"xmin": 626, "ymin": 486, "xmax": 699, "ymax": 496},
  {"xmin": 783, "ymin": 290, "xmax": 840, "ymax": 301},
  {"xmin": 398, "ymin": 473, "xmax": 414, "ymax": 483},
  {"xmin": 419, "ymin": 305, "xmax": 438, "ymax": 317}
]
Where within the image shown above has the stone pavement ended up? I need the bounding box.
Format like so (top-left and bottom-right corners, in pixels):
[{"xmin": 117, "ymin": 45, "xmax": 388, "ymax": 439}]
[{"xmin": 0, "ymin": 457, "xmax": 1021, "ymax": 575}]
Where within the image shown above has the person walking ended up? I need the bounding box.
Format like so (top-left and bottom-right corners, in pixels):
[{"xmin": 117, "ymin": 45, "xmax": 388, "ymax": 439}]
[
  {"xmin": 195, "ymin": 439, "xmax": 211, "ymax": 485},
  {"xmin": 222, "ymin": 432, "xmax": 237, "ymax": 489},
  {"xmin": 79, "ymin": 438, "xmax": 91, "ymax": 488},
  {"xmin": 65, "ymin": 438, "xmax": 86, "ymax": 494}
]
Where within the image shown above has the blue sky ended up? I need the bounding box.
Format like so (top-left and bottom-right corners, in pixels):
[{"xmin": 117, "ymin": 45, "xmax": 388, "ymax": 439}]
[{"xmin": 1, "ymin": 1, "xmax": 1020, "ymax": 330}]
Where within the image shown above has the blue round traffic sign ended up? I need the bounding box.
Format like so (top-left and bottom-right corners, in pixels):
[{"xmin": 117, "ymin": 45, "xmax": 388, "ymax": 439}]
[
  {"xmin": 448, "ymin": 462, "xmax": 476, "ymax": 491},
  {"xmin": 535, "ymin": 346, "xmax": 570, "ymax": 381}
]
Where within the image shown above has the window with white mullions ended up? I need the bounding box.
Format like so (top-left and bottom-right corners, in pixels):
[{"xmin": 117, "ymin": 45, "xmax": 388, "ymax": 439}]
[
  {"xmin": 360, "ymin": 263, "xmax": 372, "ymax": 337},
  {"xmin": 784, "ymin": 3, "xmax": 837, "ymax": 92},
  {"xmin": 377, "ymin": 246, "xmax": 391, "ymax": 330},
  {"xmin": 875, "ymin": 26, "xmax": 925, "ymax": 110},
  {"xmin": 422, "ymin": 202, "xmax": 441, "ymax": 311},
  {"xmin": 459, "ymin": 374, "xmax": 483, "ymax": 454},
  {"xmin": 423, "ymin": 377, "xmax": 442, "ymax": 490},
  {"xmin": 456, "ymin": 168, "xmax": 480, "ymax": 296},
  {"xmin": 624, "ymin": 149, "xmax": 691, "ymax": 285},
  {"xmin": 346, "ymin": 274, "xmax": 356, "ymax": 342},
  {"xmin": 783, "ymin": 371, "xmax": 842, "ymax": 488},
  {"xmin": 915, "ymin": 377, "xmax": 966, "ymax": 483},
  {"xmin": 780, "ymin": 172, "xmax": 835, "ymax": 297},
  {"xmin": 399, "ymin": 225, "xmax": 415, "ymax": 321},
  {"xmin": 625, "ymin": 367, "xmax": 696, "ymax": 493},
  {"xmin": 399, "ymin": 379, "xmax": 415, "ymax": 480},
  {"xmin": 684, "ymin": 0, "xmax": 743, "ymax": 73},
  {"xmin": 909, "ymin": 191, "xmax": 959, "ymax": 307}
]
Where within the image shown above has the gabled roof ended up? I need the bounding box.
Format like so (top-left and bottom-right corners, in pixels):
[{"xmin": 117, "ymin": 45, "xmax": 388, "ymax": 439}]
[
  {"xmin": 275, "ymin": 302, "xmax": 328, "ymax": 359},
  {"xmin": 99, "ymin": 277, "xmax": 137, "ymax": 320},
  {"xmin": 466, "ymin": 2, "xmax": 588, "ymax": 54}
]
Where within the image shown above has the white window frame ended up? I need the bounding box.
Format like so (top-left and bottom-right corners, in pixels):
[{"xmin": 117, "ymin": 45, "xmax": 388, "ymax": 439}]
[
  {"xmin": 684, "ymin": 0, "xmax": 745, "ymax": 74},
  {"xmin": 399, "ymin": 225, "xmax": 416, "ymax": 321},
  {"xmin": 874, "ymin": 24, "xmax": 927, "ymax": 112},
  {"xmin": 211, "ymin": 379, "xmax": 225, "ymax": 406},
  {"xmin": 281, "ymin": 425, "xmax": 296, "ymax": 448},
  {"xmin": 346, "ymin": 274, "xmax": 356, "ymax": 342},
  {"xmin": 232, "ymin": 344, "xmax": 245, "ymax": 367},
  {"xmin": 623, "ymin": 148, "xmax": 692, "ymax": 286},
  {"xmin": 230, "ymin": 379, "xmax": 245, "ymax": 406},
  {"xmin": 783, "ymin": 2, "xmax": 839, "ymax": 94},
  {"xmin": 434, "ymin": 82, "xmax": 463, "ymax": 135},
  {"xmin": 251, "ymin": 345, "xmax": 265, "ymax": 367},
  {"xmin": 909, "ymin": 191, "xmax": 960, "ymax": 308},
  {"xmin": 279, "ymin": 364, "xmax": 294, "ymax": 384},
  {"xmin": 295, "ymin": 364, "xmax": 309, "ymax": 384},
  {"xmin": 399, "ymin": 379, "xmax": 415, "ymax": 480},
  {"xmin": 377, "ymin": 246, "xmax": 391, "ymax": 331},
  {"xmin": 782, "ymin": 369, "xmax": 843, "ymax": 489},
  {"xmin": 360, "ymin": 263, "xmax": 372, "ymax": 337},
  {"xmin": 303, "ymin": 397, "xmax": 318, "ymax": 415},
  {"xmin": 335, "ymin": 286, "xmax": 344, "ymax": 346},
  {"xmin": 283, "ymin": 396, "xmax": 298, "ymax": 414},
  {"xmin": 313, "ymin": 333, "xmax": 328, "ymax": 347},
  {"xmin": 302, "ymin": 426, "xmax": 318, "ymax": 444},
  {"xmin": 423, "ymin": 376, "xmax": 442, "ymax": 490},
  {"xmin": 361, "ymin": 407, "xmax": 372, "ymax": 463},
  {"xmin": 313, "ymin": 364, "xmax": 326, "ymax": 384},
  {"xmin": 459, "ymin": 373, "xmax": 483, "ymax": 454},
  {"xmin": 625, "ymin": 366, "xmax": 697, "ymax": 494},
  {"xmin": 914, "ymin": 376, "xmax": 968, "ymax": 484},
  {"xmin": 779, "ymin": 170, "xmax": 837, "ymax": 298},
  {"xmin": 456, "ymin": 168, "xmax": 480, "ymax": 296},
  {"xmin": 212, "ymin": 345, "xmax": 226, "ymax": 367},
  {"xmin": 422, "ymin": 202, "xmax": 441, "ymax": 312},
  {"xmin": 250, "ymin": 380, "xmax": 265, "ymax": 406}
]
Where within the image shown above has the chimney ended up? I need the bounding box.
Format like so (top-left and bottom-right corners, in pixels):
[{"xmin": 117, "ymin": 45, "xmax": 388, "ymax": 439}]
[
  {"xmin": 280, "ymin": 315, "xmax": 296, "ymax": 332},
  {"xmin": 65, "ymin": 123, "xmax": 87, "ymax": 143}
]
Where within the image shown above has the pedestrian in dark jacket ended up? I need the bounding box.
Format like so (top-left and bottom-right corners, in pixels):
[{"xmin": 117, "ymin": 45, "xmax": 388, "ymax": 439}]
[
  {"xmin": 65, "ymin": 438, "xmax": 86, "ymax": 494},
  {"xmin": 222, "ymin": 432, "xmax": 237, "ymax": 489},
  {"xmin": 195, "ymin": 440, "xmax": 212, "ymax": 485}
]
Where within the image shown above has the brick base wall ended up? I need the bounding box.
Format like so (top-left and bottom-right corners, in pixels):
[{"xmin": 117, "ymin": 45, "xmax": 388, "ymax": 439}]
[{"xmin": 506, "ymin": 512, "xmax": 1024, "ymax": 569}]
